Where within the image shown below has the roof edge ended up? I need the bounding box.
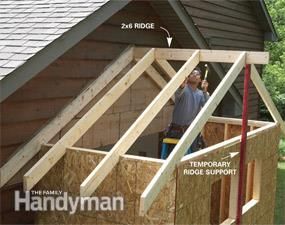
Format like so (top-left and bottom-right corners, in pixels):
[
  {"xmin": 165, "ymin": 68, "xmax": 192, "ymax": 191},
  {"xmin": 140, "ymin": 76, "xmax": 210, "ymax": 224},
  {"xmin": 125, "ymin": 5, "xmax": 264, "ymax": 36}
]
[
  {"xmin": 0, "ymin": 0, "xmax": 131, "ymax": 103},
  {"xmin": 259, "ymin": 0, "xmax": 278, "ymax": 41},
  {"xmin": 253, "ymin": 0, "xmax": 278, "ymax": 41}
]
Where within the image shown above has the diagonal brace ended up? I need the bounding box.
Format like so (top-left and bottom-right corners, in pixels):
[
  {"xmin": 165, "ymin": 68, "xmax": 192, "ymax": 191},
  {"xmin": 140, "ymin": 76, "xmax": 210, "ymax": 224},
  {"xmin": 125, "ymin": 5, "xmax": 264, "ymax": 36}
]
[{"xmin": 251, "ymin": 65, "xmax": 285, "ymax": 137}]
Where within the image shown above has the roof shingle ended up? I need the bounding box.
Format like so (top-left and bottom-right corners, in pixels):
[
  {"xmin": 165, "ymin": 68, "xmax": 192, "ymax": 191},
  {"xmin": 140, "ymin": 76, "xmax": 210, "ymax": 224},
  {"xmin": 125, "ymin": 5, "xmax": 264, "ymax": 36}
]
[{"xmin": 0, "ymin": 0, "xmax": 109, "ymax": 77}]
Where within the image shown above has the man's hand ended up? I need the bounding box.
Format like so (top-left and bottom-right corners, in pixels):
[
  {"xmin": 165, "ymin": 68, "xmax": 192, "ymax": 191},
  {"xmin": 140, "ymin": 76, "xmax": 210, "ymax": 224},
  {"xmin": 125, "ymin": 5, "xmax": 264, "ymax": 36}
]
[{"xmin": 201, "ymin": 80, "xmax": 209, "ymax": 92}]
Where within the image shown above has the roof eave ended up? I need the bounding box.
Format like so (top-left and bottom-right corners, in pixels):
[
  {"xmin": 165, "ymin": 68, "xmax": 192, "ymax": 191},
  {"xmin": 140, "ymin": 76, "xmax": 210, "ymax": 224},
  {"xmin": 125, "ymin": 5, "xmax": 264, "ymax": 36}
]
[
  {"xmin": 0, "ymin": 0, "xmax": 131, "ymax": 103},
  {"xmin": 255, "ymin": 0, "xmax": 278, "ymax": 42}
]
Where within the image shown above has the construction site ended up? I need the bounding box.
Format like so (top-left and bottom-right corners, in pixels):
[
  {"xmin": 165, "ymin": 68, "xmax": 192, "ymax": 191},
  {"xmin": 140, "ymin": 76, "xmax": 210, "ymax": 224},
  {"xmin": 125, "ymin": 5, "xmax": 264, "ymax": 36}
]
[{"xmin": 0, "ymin": 1, "xmax": 284, "ymax": 225}]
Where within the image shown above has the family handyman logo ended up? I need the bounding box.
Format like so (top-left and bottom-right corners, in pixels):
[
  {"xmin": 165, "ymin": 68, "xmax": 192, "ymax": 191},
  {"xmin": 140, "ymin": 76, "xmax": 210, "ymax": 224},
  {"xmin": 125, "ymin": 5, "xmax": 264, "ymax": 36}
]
[{"xmin": 15, "ymin": 190, "xmax": 124, "ymax": 214}]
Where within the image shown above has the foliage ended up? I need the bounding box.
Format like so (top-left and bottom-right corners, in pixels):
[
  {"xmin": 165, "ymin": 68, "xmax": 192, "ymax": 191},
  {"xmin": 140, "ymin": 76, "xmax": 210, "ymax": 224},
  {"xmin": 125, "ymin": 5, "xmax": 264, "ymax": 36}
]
[
  {"xmin": 261, "ymin": 0, "xmax": 285, "ymax": 121},
  {"xmin": 274, "ymin": 162, "xmax": 285, "ymax": 224},
  {"xmin": 280, "ymin": 138, "xmax": 285, "ymax": 157}
]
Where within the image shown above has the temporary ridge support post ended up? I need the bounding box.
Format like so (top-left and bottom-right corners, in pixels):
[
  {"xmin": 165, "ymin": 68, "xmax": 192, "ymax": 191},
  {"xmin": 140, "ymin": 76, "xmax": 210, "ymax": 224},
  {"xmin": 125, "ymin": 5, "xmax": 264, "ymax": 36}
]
[{"xmin": 236, "ymin": 64, "xmax": 251, "ymax": 225}]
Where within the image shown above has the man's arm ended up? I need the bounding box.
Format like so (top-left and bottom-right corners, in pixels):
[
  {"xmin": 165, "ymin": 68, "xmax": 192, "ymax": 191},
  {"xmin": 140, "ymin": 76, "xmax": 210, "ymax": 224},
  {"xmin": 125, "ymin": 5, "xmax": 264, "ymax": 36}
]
[
  {"xmin": 201, "ymin": 80, "xmax": 210, "ymax": 106},
  {"xmin": 175, "ymin": 76, "xmax": 188, "ymax": 99}
]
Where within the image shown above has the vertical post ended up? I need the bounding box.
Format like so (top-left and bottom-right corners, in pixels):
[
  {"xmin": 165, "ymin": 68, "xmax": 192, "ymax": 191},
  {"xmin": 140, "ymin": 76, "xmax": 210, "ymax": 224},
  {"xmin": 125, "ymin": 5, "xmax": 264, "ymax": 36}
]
[{"xmin": 236, "ymin": 64, "xmax": 250, "ymax": 225}]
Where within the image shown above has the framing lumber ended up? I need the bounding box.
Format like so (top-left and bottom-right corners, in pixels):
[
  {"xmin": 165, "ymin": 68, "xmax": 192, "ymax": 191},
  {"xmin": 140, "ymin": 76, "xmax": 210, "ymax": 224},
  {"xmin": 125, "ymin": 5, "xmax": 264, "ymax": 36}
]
[
  {"xmin": 134, "ymin": 59, "xmax": 175, "ymax": 102},
  {"xmin": 0, "ymin": 45, "xmax": 134, "ymax": 188},
  {"xmin": 139, "ymin": 52, "xmax": 246, "ymax": 215},
  {"xmin": 181, "ymin": 123, "xmax": 276, "ymax": 163},
  {"xmin": 251, "ymin": 65, "xmax": 285, "ymax": 137},
  {"xmin": 252, "ymin": 160, "xmax": 261, "ymax": 200},
  {"xmin": 134, "ymin": 48, "xmax": 269, "ymax": 64},
  {"xmin": 224, "ymin": 123, "xmax": 230, "ymax": 140},
  {"xmin": 80, "ymin": 50, "xmax": 200, "ymax": 197},
  {"xmin": 155, "ymin": 59, "xmax": 177, "ymax": 79},
  {"xmin": 245, "ymin": 161, "xmax": 254, "ymax": 203},
  {"xmin": 23, "ymin": 48, "xmax": 155, "ymax": 191},
  {"xmin": 208, "ymin": 116, "xmax": 271, "ymax": 127}
]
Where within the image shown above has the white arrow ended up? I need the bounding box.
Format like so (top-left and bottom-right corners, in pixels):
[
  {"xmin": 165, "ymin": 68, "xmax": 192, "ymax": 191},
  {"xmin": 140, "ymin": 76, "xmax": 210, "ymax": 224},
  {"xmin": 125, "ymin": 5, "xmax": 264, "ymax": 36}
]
[
  {"xmin": 221, "ymin": 152, "xmax": 239, "ymax": 160},
  {"xmin": 160, "ymin": 26, "xmax": 173, "ymax": 47}
]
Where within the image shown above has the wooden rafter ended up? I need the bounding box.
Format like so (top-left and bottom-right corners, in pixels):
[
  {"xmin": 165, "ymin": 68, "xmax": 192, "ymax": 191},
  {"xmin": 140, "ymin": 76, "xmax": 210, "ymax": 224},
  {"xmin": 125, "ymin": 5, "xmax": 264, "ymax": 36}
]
[
  {"xmin": 251, "ymin": 65, "xmax": 285, "ymax": 137},
  {"xmin": 134, "ymin": 59, "xmax": 175, "ymax": 102},
  {"xmin": 139, "ymin": 52, "xmax": 246, "ymax": 215},
  {"xmin": 0, "ymin": 45, "xmax": 134, "ymax": 188},
  {"xmin": 155, "ymin": 59, "xmax": 177, "ymax": 79},
  {"xmin": 23, "ymin": 48, "xmax": 155, "ymax": 190},
  {"xmin": 80, "ymin": 50, "xmax": 200, "ymax": 197}
]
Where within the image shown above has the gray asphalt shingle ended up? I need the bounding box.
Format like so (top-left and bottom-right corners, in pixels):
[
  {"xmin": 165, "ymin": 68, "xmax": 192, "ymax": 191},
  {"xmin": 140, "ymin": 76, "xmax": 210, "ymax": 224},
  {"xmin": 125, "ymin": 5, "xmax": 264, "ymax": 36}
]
[{"xmin": 0, "ymin": 0, "xmax": 109, "ymax": 77}]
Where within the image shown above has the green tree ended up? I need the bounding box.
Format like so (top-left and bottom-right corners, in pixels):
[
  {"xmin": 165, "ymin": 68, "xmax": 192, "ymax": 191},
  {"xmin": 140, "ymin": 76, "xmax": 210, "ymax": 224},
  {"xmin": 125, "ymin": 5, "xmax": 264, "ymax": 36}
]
[{"xmin": 261, "ymin": 0, "xmax": 285, "ymax": 120}]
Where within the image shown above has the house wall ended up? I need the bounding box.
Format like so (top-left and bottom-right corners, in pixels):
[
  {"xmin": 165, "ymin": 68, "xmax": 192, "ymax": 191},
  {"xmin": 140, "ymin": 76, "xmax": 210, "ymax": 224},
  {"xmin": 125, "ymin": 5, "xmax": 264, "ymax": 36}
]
[{"xmin": 181, "ymin": 0, "xmax": 265, "ymax": 119}]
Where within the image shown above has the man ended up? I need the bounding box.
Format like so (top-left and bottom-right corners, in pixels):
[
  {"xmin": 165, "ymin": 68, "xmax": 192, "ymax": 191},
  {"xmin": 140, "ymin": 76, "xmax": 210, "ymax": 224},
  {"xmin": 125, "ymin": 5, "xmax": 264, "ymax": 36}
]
[{"xmin": 165, "ymin": 67, "xmax": 210, "ymax": 154}]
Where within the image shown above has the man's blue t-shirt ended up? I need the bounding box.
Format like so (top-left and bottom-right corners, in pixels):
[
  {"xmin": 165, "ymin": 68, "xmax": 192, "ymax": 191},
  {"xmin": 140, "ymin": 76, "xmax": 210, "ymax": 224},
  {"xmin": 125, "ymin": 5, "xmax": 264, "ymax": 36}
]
[{"xmin": 172, "ymin": 86, "xmax": 209, "ymax": 126}]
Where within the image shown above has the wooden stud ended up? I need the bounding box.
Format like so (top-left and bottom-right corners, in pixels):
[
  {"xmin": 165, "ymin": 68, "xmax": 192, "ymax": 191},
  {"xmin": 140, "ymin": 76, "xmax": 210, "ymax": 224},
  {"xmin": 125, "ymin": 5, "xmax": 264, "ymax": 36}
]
[
  {"xmin": 251, "ymin": 65, "xmax": 285, "ymax": 137},
  {"xmin": 224, "ymin": 123, "xmax": 229, "ymax": 140},
  {"xmin": 0, "ymin": 46, "xmax": 134, "ymax": 188},
  {"xmin": 252, "ymin": 160, "xmax": 261, "ymax": 200},
  {"xmin": 134, "ymin": 48, "xmax": 269, "ymax": 64},
  {"xmin": 245, "ymin": 161, "xmax": 255, "ymax": 203},
  {"xmin": 139, "ymin": 52, "xmax": 246, "ymax": 215},
  {"xmin": 22, "ymin": 48, "xmax": 155, "ymax": 190},
  {"xmin": 229, "ymin": 172, "xmax": 239, "ymax": 219},
  {"xmin": 80, "ymin": 50, "xmax": 200, "ymax": 197}
]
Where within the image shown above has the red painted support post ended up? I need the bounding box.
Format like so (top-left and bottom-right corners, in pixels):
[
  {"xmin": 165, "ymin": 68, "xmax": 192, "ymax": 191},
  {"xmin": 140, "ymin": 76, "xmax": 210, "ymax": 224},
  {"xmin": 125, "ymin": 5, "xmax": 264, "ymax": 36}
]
[{"xmin": 236, "ymin": 64, "xmax": 251, "ymax": 225}]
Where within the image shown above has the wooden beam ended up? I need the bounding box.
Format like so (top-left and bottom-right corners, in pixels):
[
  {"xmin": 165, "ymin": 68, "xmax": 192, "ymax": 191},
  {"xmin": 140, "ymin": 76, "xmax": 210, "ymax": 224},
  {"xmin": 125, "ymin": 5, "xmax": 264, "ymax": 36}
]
[
  {"xmin": 245, "ymin": 161, "xmax": 254, "ymax": 203},
  {"xmin": 229, "ymin": 171, "xmax": 239, "ymax": 219},
  {"xmin": 139, "ymin": 52, "xmax": 246, "ymax": 215},
  {"xmin": 40, "ymin": 144, "xmax": 165, "ymax": 164},
  {"xmin": 224, "ymin": 123, "xmax": 229, "ymax": 140},
  {"xmin": 155, "ymin": 59, "xmax": 176, "ymax": 79},
  {"xmin": 0, "ymin": 45, "xmax": 134, "ymax": 188},
  {"xmin": 251, "ymin": 65, "xmax": 285, "ymax": 137},
  {"xmin": 80, "ymin": 50, "xmax": 200, "ymax": 197},
  {"xmin": 134, "ymin": 48, "xmax": 269, "ymax": 64},
  {"xmin": 23, "ymin": 48, "xmax": 155, "ymax": 191},
  {"xmin": 181, "ymin": 122, "xmax": 277, "ymax": 163},
  {"xmin": 135, "ymin": 59, "xmax": 175, "ymax": 102},
  {"xmin": 252, "ymin": 160, "xmax": 261, "ymax": 200},
  {"xmin": 208, "ymin": 116, "xmax": 271, "ymax": 127}
]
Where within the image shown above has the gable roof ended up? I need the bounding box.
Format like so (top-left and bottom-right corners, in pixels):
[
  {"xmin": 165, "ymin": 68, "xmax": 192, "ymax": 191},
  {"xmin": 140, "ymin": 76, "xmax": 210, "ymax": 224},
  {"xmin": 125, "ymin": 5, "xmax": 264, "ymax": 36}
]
[{"xmin": 0, "ymin": 0, "xmax": 277, "ymax": 103}]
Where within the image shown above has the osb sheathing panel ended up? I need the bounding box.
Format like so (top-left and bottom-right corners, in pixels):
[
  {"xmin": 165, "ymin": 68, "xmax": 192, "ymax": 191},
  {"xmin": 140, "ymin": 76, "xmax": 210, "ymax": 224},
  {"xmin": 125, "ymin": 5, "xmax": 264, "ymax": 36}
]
[
  {"xmin": 203, "ymin": 122, "xmax": 225, "ymax": 146},
  {"xmin": 36, "ymin": 124, "xmax": 280, "ymax": 225},
  {"xmin": 36, "ymin": 149, "xmax": 176, "ymax": 224},
  {"xmin": 175, "ymin": 125, "xmax": 280, "ymax": 225}
]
